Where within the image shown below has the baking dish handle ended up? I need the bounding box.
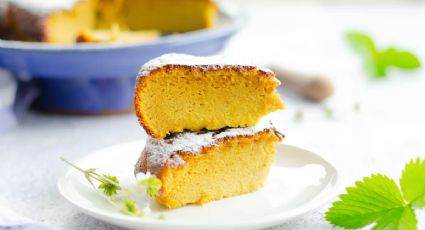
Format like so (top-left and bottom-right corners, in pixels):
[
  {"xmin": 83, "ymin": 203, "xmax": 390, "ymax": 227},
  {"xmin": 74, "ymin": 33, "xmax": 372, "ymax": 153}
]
[{"xmin": 13, "ymin": 79, "xmax": 39, "ymax": 119}]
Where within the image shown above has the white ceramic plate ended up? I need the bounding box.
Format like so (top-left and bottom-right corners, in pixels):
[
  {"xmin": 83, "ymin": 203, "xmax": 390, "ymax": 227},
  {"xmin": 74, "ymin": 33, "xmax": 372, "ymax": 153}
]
[{"xmin": 58, "ymin": 141, "xmax": 343, "ymax": 230}]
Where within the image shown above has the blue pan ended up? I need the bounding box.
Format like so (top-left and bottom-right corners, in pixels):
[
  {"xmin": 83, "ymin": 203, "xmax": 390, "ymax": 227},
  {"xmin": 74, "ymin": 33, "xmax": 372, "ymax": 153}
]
[{"xmin": 0, "ymin": 7, "xmax": 245, "ymax": 114}]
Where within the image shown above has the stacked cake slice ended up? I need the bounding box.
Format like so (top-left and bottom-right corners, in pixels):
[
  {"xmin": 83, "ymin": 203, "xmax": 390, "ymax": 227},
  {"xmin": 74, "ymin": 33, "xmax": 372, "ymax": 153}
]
[{"xmin": 133, "ymin": 54, "xmax": 285, "ymax": 208}]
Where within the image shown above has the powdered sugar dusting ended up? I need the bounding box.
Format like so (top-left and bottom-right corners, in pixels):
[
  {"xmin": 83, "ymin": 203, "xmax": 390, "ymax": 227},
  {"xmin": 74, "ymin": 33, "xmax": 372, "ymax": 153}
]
[
  {"xmin": 138, "ymin": 53, "xmax": 274, "ymax": 77},
  {"xmin": 142, "ymin": 119, "xmax": 276, "ymax": 173}
]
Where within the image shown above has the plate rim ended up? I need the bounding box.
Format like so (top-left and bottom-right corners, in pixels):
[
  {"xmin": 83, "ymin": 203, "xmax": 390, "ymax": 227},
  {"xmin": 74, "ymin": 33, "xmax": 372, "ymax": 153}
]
[{"xmin": 58, "ymin": 141, "xmax": 344, "ymax": 230}]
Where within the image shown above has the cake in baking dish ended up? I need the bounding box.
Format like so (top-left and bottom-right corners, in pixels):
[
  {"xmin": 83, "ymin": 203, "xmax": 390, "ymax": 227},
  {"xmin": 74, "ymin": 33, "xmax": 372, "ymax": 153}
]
[
  {"xmin": 134, "ymin": 53, "xmax": 285, "ymax": 139},
  {"xmin": 135, "ymin": 120, "xmax": 284, "ymax": 208},
  {"xmin": 0, "ymin": 0, "xmax": 217, "ymax": 44}
]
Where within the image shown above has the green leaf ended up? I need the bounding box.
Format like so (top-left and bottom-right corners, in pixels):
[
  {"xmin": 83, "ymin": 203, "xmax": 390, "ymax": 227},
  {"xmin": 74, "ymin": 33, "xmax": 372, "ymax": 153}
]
[
  {"xmin": 373, "ymin": 206, "xmax": 417, "ymax": 230},
  {"xmin": 139, "ymin": 176, "xmax": 162, "ymax": 197},
  {"xmin": 369, "ymin": 52, "xmax": 388, "ymax": 77},
  {"xmin": 345, "ymin": 31, "xmax": 421, "ymax": 78},
  {"xmin": 382, "ymin": 48, "xmax": 421, "ymax": 70},
  {"xmin": 158, "ymin": 214, "xmax": 166, "ymax": 220},
  {"xmin": 98, "ymin": 174, "xmax": 121, "ymax": 196},
  {"xmin": 346, "ymin": 32, "xmax": 384, "ymax": 78},
  {"xmin": 325, "ymin": 174, "xmax": 405, "ymax": 229},
  {"xmin": 121, "ymin": 200, "xmax": 139, "ymax": 215},
  {"xmin": 346, "ymin": 32, "xmax": 376, "ymax": 54},
  {"xmin": 400, "ymin": 158, "xmax": 425, "ymax": 207}
]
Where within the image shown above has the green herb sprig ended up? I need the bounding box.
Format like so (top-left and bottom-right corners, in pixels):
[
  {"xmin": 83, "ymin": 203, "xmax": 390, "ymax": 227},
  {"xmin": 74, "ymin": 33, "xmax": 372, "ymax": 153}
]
[
  {"xmin": 61, "ymin": 157, "xmax": 163, "ymax": 219},
  {"xmin": 346, "ymin": 32, "xmax": 421, "ymax": 78},
  {"xmin": 326, "ymin": 158, "xmax": 425, "ymax": 230},
  {"xmin": 61, "ymin": 157, "xmax": 121, "ymax": 196}
]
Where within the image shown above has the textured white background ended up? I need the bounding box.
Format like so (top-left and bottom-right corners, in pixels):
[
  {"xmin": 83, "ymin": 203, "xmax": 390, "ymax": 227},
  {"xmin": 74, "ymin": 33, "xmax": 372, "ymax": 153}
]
[{"xmin": 1, "ymin": 2, "xmax": 425, "ymax": 229}]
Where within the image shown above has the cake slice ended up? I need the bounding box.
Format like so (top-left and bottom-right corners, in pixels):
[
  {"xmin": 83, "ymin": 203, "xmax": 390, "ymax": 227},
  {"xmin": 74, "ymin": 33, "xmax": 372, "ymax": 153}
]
[
  {"xmin": 134, "ymin": 54, "xmax": 285, "ymax": 139},
  {"xmin": 134, "ymin": 120, "xmax": 283, "ymax": 208}
]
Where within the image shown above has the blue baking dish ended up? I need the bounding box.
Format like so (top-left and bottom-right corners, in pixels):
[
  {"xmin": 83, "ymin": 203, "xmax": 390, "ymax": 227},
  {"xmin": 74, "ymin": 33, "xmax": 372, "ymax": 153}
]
[{"xmin": 0, "ymin": 6, "xmax": 245, "ymax": 114}]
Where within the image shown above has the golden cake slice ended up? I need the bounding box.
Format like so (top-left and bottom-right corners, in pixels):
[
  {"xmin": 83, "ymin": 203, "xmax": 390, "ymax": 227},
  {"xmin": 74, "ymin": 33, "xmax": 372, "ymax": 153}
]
[
  {"xmin": 135, "ymin": 120, "xmax": 284, "ymax": 208},
  {"xmin": 134, "ymin": 54, "xmax": 285, "ymax": 139}
]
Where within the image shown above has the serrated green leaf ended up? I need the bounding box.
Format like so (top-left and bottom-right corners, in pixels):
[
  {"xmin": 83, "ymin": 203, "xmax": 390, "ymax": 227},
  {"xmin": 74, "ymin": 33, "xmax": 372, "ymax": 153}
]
[
  {"xmin": 121, "ymin": 200, "xmax": 139, "ymax": 215},
  {"xmin": 398, "ymin": 207, "xmax": 417, "ymax": 230},
  {"xmin": 98, "ymin": 174, "xmax": 121, "ymax": 196},
  {"xmin": 373, "ymin": 206, "xmax": 417, "ymax": 230},
  {"xmin": 400, "ymin": 158, "xmax": 425, "ymax": 207},
  {"xmin": 325, "ymin": 174, "xmax": 405, "ymax": 229}
]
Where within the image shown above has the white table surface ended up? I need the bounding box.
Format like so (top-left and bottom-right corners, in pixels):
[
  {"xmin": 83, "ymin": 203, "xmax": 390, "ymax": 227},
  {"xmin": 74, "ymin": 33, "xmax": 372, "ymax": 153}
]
[{"xmin": 1, "ymin": 2, "xmax": 425, "ymax": 229}]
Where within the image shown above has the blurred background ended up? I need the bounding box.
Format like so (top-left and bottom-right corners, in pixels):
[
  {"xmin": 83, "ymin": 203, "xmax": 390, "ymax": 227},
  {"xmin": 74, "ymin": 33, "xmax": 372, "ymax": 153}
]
[{"xmin": 1, "ymin": 0, "xmax": 425, "ymax": 229}]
